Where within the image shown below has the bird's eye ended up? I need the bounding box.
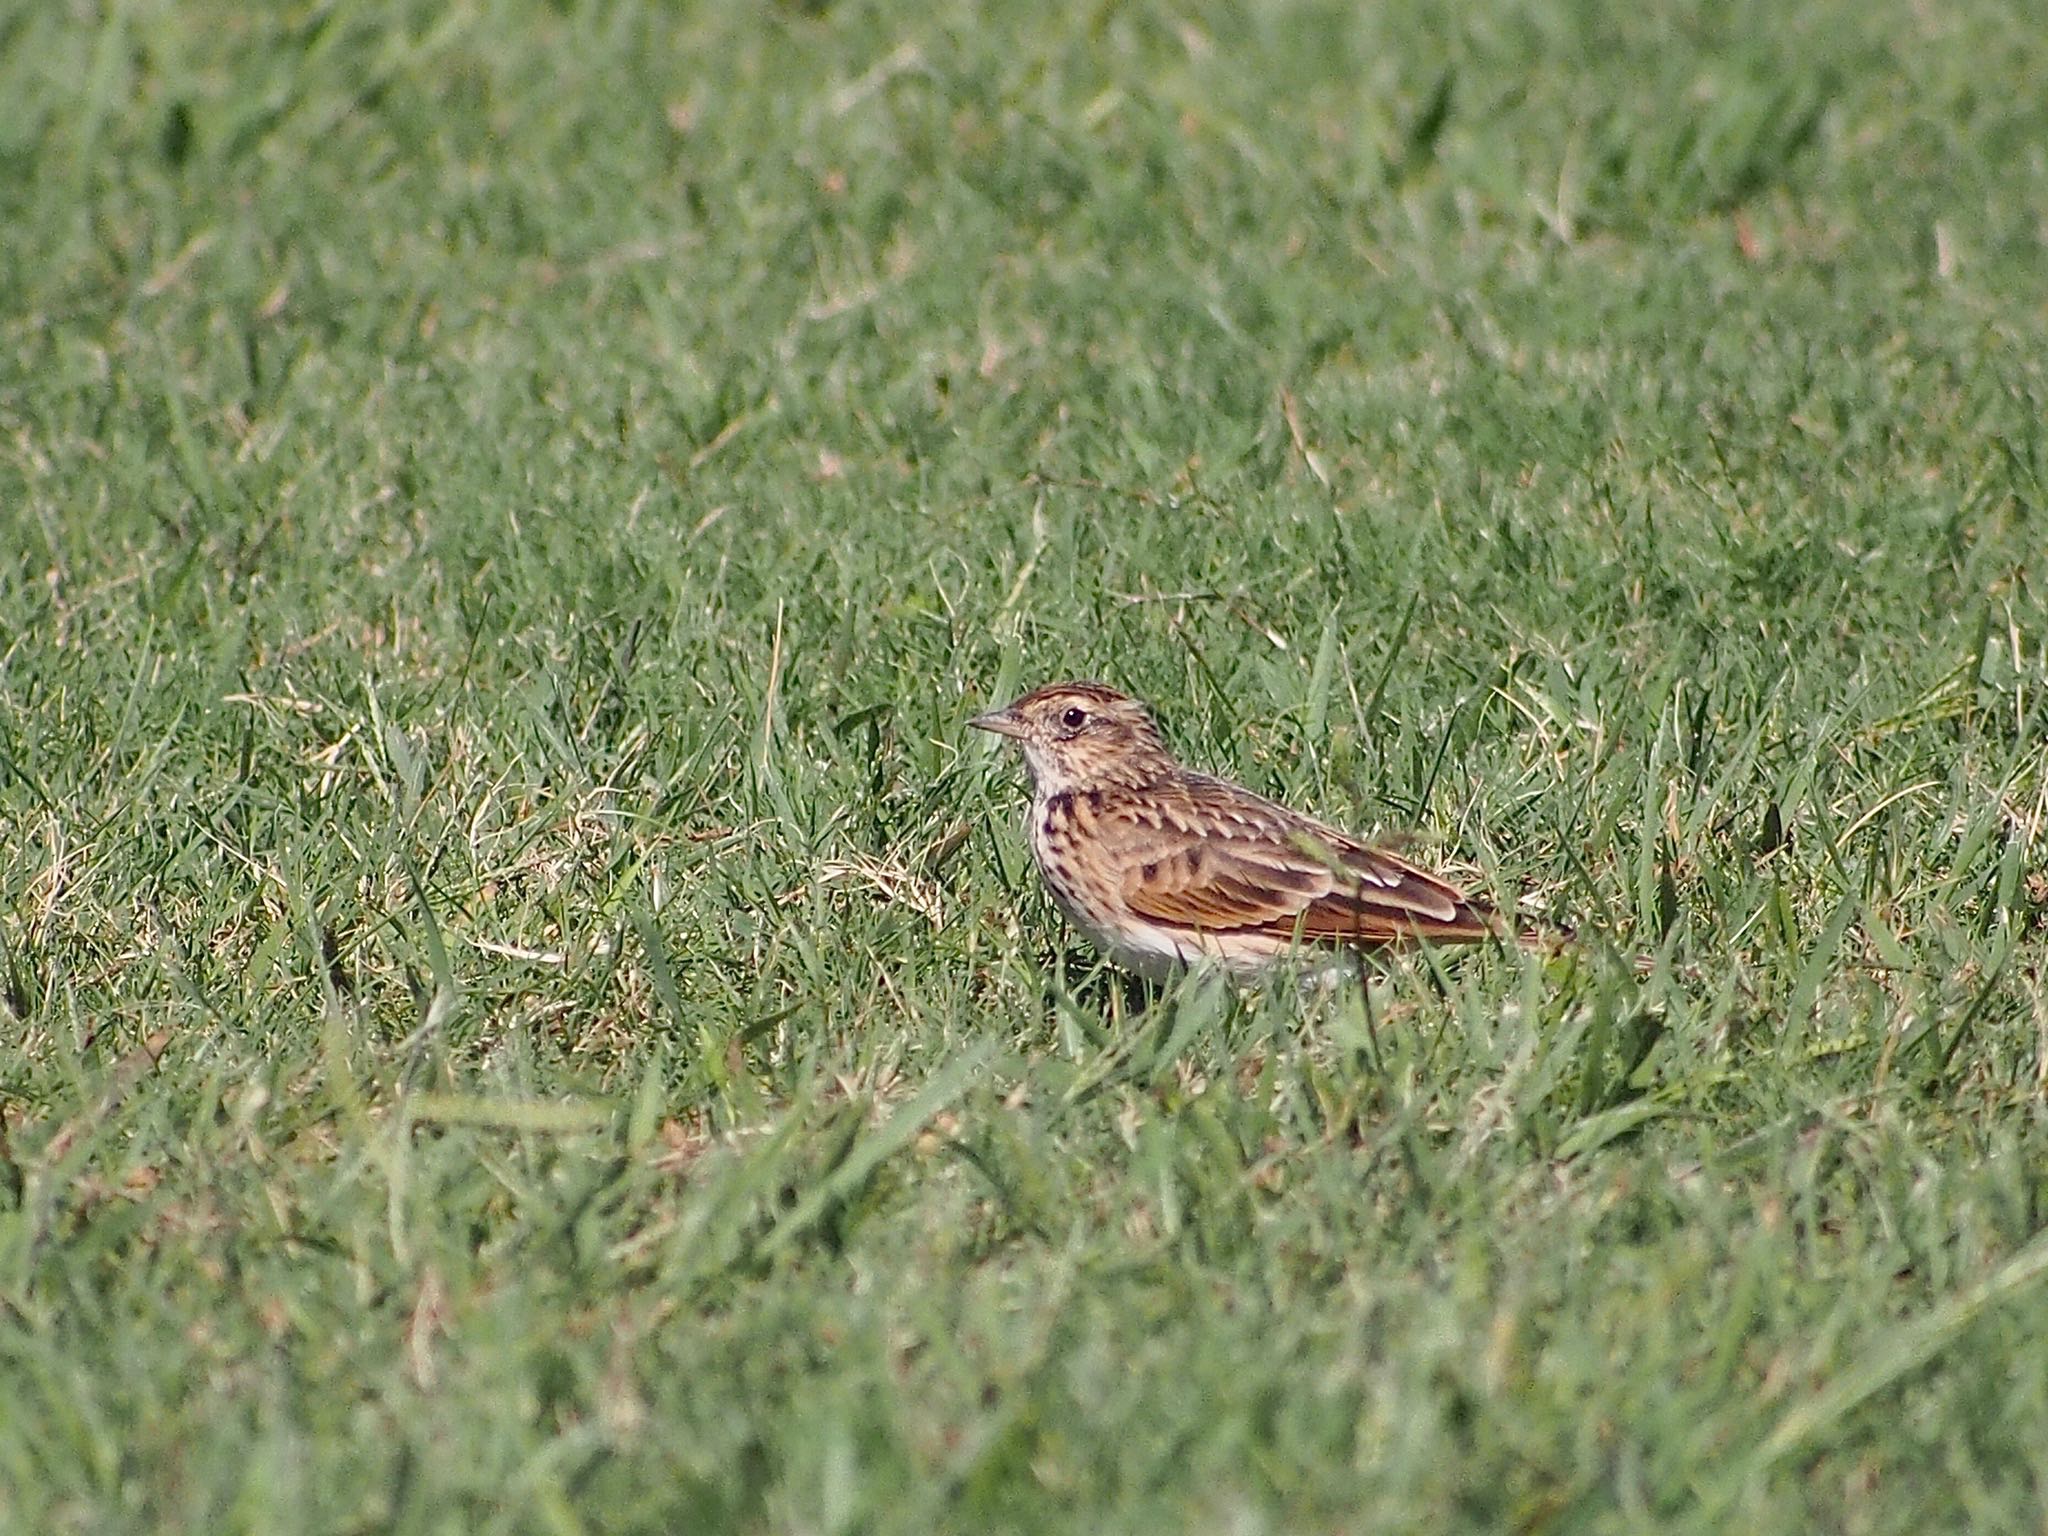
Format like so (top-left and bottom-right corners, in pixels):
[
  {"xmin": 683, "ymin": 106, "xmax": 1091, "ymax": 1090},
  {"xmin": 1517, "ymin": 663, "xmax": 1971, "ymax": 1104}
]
[{"xmin": 1060, "ymin": 706, "xmax": 1088, "ymax": 729}]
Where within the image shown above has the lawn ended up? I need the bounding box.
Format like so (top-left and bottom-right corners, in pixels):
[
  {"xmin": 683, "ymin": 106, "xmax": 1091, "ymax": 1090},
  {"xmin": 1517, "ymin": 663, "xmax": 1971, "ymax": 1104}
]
[{"xmin": 3, "ymin": 0, "xmax": 2047, "ymax": 1530}]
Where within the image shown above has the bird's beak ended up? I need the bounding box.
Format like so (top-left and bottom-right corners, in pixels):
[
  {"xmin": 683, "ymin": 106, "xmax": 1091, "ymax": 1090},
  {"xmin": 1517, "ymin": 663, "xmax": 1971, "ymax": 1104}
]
[{"xmin": 969, "ymin": 708, "xmax": 1028, "ymax": 740}]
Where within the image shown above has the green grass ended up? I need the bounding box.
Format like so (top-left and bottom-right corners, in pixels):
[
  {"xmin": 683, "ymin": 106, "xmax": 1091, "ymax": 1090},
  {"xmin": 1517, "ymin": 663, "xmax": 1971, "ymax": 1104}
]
[{"xmin": 4, "ymin": 0, "xmax": 2048, "ymax": 1529}]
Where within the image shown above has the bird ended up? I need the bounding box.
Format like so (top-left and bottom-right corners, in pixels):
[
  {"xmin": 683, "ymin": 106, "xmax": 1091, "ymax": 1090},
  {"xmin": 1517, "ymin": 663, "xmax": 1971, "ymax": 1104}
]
[{"xmin": 970, "ymin": 681, "xmax": 1500, "ymax": 981}]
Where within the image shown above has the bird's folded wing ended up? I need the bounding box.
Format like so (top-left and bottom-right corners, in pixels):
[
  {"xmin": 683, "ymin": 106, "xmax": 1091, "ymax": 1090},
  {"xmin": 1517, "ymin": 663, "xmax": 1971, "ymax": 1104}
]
[{"xmin": 1117, "ymin": 830, "xmax": 1491, "ymax": 945}]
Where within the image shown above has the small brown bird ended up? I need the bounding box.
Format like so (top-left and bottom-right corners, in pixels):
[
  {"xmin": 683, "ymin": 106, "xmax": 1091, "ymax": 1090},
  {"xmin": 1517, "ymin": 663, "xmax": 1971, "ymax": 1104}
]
[{"xmin": 971, "ymin": 681, "xmax": 1499, "ymax": 980}]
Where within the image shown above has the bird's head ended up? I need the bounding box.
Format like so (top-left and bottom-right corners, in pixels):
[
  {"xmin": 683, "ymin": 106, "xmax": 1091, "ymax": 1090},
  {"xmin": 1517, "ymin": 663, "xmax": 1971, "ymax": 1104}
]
[{"xmin": 970, "ymin": 681, "xmax": 1173, "ymax": 794}]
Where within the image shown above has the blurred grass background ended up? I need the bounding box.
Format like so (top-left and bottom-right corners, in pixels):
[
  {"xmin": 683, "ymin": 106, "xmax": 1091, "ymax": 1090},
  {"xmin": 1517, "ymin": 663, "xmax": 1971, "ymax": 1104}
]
[{"xmin": 2, "ymin": 0, "xmax": 2046, "ymax": 1530}]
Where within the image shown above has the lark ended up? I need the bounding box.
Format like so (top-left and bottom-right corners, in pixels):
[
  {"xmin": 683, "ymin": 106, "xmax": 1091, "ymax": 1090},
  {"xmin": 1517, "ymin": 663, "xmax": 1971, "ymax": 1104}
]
[{"xmin": 971, "ymin": 681, "xmax": 1499, "ymax": 980}]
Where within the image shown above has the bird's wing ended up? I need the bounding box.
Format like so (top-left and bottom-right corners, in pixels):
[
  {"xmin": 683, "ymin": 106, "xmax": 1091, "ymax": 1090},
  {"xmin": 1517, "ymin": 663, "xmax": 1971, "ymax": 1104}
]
[{"xmin": 1109, "ymin": 782, "xmax": 1495, "ymax": 947}]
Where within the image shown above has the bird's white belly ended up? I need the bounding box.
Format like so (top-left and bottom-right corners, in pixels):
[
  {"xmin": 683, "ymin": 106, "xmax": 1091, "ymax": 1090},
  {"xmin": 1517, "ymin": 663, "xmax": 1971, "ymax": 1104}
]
[
  {"xmin": 1024, "ymin": 812, "xmax": 1184, "ymax": 981},
  {"xmin": 1026, "ymin": 794, "xmax": 1309, "ymax": 982},
  {"xmin": 1032, "ymin": 859, "xmax": 1279, "ymax": 980},
  {"xmin": 1044, "ymin": 886, "xmax": 1191, "ymax": 982}
]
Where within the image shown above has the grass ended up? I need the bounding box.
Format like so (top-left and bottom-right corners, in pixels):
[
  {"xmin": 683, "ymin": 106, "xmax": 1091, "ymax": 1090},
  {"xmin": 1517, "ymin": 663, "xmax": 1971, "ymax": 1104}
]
[{"xmin": 3, "ymin": 0, "xmax": 2047, "ymax": 1529}]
